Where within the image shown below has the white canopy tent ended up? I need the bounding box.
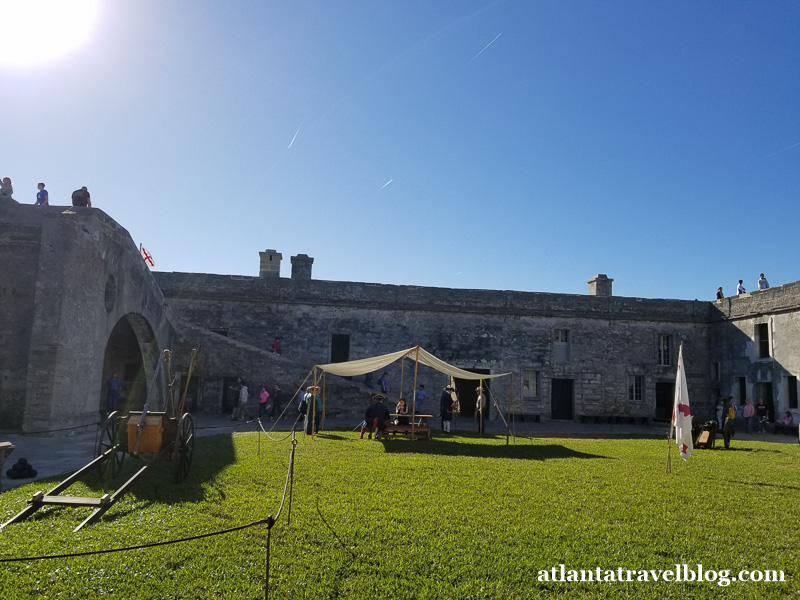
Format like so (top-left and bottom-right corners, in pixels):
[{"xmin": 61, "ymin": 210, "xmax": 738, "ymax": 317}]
[{"xmin": 306, "ymin": 346, "xmax": 513, "ymax": 436}]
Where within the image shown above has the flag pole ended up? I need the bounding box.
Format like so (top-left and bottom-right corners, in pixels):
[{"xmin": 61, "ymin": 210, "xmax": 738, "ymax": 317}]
[{"xmin": 665, "ymin": 343, "xmax": 682, "ymax": 473}]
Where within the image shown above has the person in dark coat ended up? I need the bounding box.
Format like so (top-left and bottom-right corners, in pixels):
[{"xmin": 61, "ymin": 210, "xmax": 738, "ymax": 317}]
[
  {"xmin": 440, "ymin": 386, "xmax": 455, "ymax": 433},
  {"xmin": 362, "ymin": 394, "xmax": 390, "ymax": 439}
]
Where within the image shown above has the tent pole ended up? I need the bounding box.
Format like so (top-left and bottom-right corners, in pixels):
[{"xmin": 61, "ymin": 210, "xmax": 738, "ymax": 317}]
[
  {"xmin": 321, "ymin": 372, "xmax": 326, "ymax": 433},
  {"xmin": 312, "ymin": 367, "xmax": 318, "ymax": 437},
  {"xmin": 400, "ymin": 356, "xmax": 405, "ymax": 401},
  {"xmin": 507, "ymin": 372, "xmax": 513, "ymax": 446},
  {"xmin": 412, "ymin": 346, "xmax": 420, "ymax": 440},
  {"xmin": 478, "ymin": 378, "xmax": 484, "ymax": 436}
]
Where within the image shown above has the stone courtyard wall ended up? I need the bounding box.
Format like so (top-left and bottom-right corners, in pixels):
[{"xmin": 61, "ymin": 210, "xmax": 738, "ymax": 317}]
[{"xmin": 154, "ymin": 272, "xmax": 714, "ymax": 422}]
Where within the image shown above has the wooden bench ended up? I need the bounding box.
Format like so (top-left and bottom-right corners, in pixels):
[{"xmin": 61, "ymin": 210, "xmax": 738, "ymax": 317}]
[
  {"xmin": 508, "ymin": 413, "xmax": 540, "ymax": 423},
  {"xmin": 773, "ymin": 422, "xmax": 799, "ymax": 436},
  {"xmin": 382, "ymin": 424, "xmax": 431, "ymax": 440},
  {"xmin": 580, "ymin": 415, "xmax": 649, "ymax": 425}
]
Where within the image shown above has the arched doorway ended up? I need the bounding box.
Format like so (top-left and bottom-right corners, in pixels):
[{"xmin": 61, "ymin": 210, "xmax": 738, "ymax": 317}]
[{"xmin": 99, "ymin": 313, "xmax": 158, "ymax": 415}]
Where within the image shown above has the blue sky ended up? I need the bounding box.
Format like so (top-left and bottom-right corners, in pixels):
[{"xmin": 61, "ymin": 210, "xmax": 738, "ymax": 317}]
[{"xmin": 3, "ymin": 1, "xmax": 798, "ymax": 300}]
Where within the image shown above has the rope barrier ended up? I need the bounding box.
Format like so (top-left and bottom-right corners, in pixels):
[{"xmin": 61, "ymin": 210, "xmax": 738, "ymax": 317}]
[
  {"xmin": 4, "ymin": 421, "xmax": 102, "ymax": 436},
  {"xmin": 0, "ymin": 520, "xmax": 269, "ymax": 563}
]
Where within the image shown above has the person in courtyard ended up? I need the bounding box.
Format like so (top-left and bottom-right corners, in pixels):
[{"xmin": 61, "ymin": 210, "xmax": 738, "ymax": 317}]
[
  {"xmin": 415, "ymin": 384, "xmax": 426, "ymax": 413},
  {"xmin": 756, "ymin": 399, "xmax": 769, "ymax": 433},
  {"xmin": 741, "ymin": 398, "xmax": 755, "ymax": 433},
  {"xmin": 774, "ymin": 411, "xmax": 794, "ymax": 434},
  {"xmin": 737, "ymin": 280, "xmax": 746, "ymax": 295},
  {"xmin": 71, "ymin": 186, "xmax": 91, "ymax": 207},
  {"xmin": 378, "ymin": 372, "xmax": 390, "ymax": 394},
  {"xmin": 106, "ymin": 372, "xmax": 121, "ymax": 414},
  {"xmin": 364, "ymin": 372, "xmax": 375, "ymax": 390},
  {"xmin": 35, "ymin": 183, "xmax": 48, "ymax": 205},
  {"xmin": 722, "ymin": 396, "xmax": 736, "ymax": 448},
  {"xmin": 231, "ymin": 379, "xmax": 248, "ymax": 421},
  {"xmin": 440, "ymin": 385, "xmax": 456, "ymax": 433},
  {"xmin": 259, "ymin": 385, "xmax": 270, "ymax": 419},
  {"xmin": 395, "ymin": 398, "xmax": 409, "ymax": 426},
  {"xmin": 304, "ymin": 386, "xmax": 322, "ymax": 434},
  {"xmin": 475, "ymin": 385, "xmax": 487, "ymax": 435},
  {"xmin": 271, "ymin": 337, "xmax": 282, "ymax": 354},
  {"xmin": 362, "ymin": 394, "xmax": 390, "ymax": 439},
  {"xmin": 758, "ymin": 273, "xmax": 769, "ymax": 290},
  {"xmin": 715, "ymin": 397, "xmax": 725, "ymax": 430},
  {"xmin": 271, "ymin": 384, "xmax": 282, "ymax": 419},
  {"xmin": 716, "ymin": 286, "xmax": 724, "ymax": 300}
]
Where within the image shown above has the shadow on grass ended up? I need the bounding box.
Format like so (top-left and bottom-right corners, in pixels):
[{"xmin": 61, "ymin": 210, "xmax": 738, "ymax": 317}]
[
  {"xmin": 16, "ymin": 434, "xmax": 239, "ymax": 510},
  {"xmin": 380, "ymin": 438, "xmax": 612, "ymax": 460},
  {"xmin": 723, "ymin": 479, "xmax": 800, "ymax": 492},
  {"xmin": 1, "ymin": 435, "xmax": 241, "ymax": 528}
]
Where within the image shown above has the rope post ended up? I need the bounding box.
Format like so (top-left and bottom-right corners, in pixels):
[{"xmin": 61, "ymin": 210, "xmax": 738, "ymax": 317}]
[{"xmin": 264, "ymin": 517, "xmax": 273, "ymax": 600}]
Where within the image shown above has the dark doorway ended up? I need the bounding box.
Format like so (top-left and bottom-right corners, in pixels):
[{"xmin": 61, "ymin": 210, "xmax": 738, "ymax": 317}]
[
  {"xmin": 551, "ymin": 378, "xmax": 574, "ymax": 420},
  {"xmin": 222, "ymin": 377, "xmax": 240, "ymax": 415},
  {"xmin": 182, "ymin": 376, "xmax": 199, "ymax": 414},
  {"xmin": 454, "ymin": 369, "xmax": 491, "ymax": 426},
  {"xmin": 655, "ymin": 382, "xmax": 675, "ymax": 421},
  {"xmin": 101, "ymin": 316, "xmax": 150, "ymax": 415},
  {"xmin": 331, "ymin": 334, "xmax": 351, "ymax": 380},
  {"xmin": 330, "ymin": 334, "xmax": 350, "ymax": 363}
]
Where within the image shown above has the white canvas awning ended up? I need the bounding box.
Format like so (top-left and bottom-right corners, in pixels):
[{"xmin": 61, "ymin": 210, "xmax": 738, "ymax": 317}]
[{"xmin": 315, "ymin": 346, "xmax": 510, "ymax": 380}]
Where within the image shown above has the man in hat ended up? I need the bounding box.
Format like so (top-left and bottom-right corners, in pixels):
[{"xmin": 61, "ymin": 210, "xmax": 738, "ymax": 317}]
[
  {"xmin": 440, "ymin": 386, "xmax": 456, "ymax": 433},
  {"xmin": 362, "ymin": 394, "xmax": 390, "ymax": 439},
  {"xmin": 475, "ymin": 385, "xmax": 487, "ymax": 435}
]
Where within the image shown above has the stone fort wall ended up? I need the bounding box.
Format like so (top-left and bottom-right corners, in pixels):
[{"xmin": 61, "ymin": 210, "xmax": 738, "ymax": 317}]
[{"xmin": 154, "ymin": 271, "xmax": 716, "ymax": 421}]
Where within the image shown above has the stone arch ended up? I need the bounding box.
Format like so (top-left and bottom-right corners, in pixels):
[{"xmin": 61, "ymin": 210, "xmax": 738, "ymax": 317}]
[{"xmin": 99, "ymin": 312, "xmax": 160, "ymax": 414}]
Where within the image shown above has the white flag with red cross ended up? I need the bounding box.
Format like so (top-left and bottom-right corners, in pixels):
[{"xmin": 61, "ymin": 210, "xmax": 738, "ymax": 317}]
[
  {"xmin": 672, "ymin": 345, "xmax": 693, "ymax": 461},
  {"xmin": 140, "ymin": 246, "xmax": 155, "ymax": 267}
]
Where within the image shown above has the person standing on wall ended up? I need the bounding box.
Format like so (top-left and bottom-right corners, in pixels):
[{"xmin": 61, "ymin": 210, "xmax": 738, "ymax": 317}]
[
  {"xmin": 71, "ymin": 186, "xmax": 91, "ymax": 207},
  {"xmin": 737, "ymin": 280, "xmax": 746, "ymax": 295},
  {"xmin": 758, "ymin": 274, "xmax": 769, "ymax": 290},
  {"xmin": 35, "ymin": 183, "xmax": 48, "ymax": 205}
]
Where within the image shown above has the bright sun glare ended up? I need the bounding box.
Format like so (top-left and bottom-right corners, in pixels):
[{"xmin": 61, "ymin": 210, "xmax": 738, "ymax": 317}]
[{"xmin": 0, "ymin": 0, "xmax": 101, "ymax": 68}]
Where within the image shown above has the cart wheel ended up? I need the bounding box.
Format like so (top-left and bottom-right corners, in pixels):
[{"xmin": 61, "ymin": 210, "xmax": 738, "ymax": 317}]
[
  {"xmin": 174, "ymin": 413, "xmax": 195, "ymax": 483},
  {"xmin": 96, "ymin": 411, "xmax": 126, "ymax": 478}
]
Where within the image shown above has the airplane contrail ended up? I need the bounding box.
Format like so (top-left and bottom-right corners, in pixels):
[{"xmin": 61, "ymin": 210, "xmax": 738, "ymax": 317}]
[
  {"xmin": 379, "ymin": 179, "xmax": 393, "ymax": 190},
  {"xmin": 288, "ymin": 125, "xmax": 301, "ymax": 149},
  {"xmin": 765, "ymin": 140, "xmax": 800, "ymax": 158},
  {"xmin": 468, "ymin": 33, "xmax": 502, "ymax": 64}
]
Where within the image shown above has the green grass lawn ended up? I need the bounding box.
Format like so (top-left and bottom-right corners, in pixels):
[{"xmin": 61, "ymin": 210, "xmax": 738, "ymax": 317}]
[{"xmin": 1, "ymin": 431, "xmax": 798, "ymax": 599}]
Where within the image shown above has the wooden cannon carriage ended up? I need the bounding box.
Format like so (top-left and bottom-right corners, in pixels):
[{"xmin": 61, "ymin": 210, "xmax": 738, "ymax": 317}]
[{"xmin": 1, "ymin": 348, "xmax": 198, "ymax": 532}]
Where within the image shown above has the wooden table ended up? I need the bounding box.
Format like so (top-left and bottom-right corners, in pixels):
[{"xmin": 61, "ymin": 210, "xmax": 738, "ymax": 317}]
[{"xmin": 385, "ymin": 414, "xmax": 433, "ymax": 439}]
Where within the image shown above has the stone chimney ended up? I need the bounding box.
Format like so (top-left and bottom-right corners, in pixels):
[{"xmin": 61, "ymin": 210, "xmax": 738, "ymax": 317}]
[
  {"xmin": 588, "ymin": 274, "xmax": 613, "ymax": 297},
  {"xmin": 259, "ymin": 249, "xmax": 282, "ymax": 278},
  {"xmin": 291, "ymin": 254, "xmax": 314, "ymax": 280}
]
